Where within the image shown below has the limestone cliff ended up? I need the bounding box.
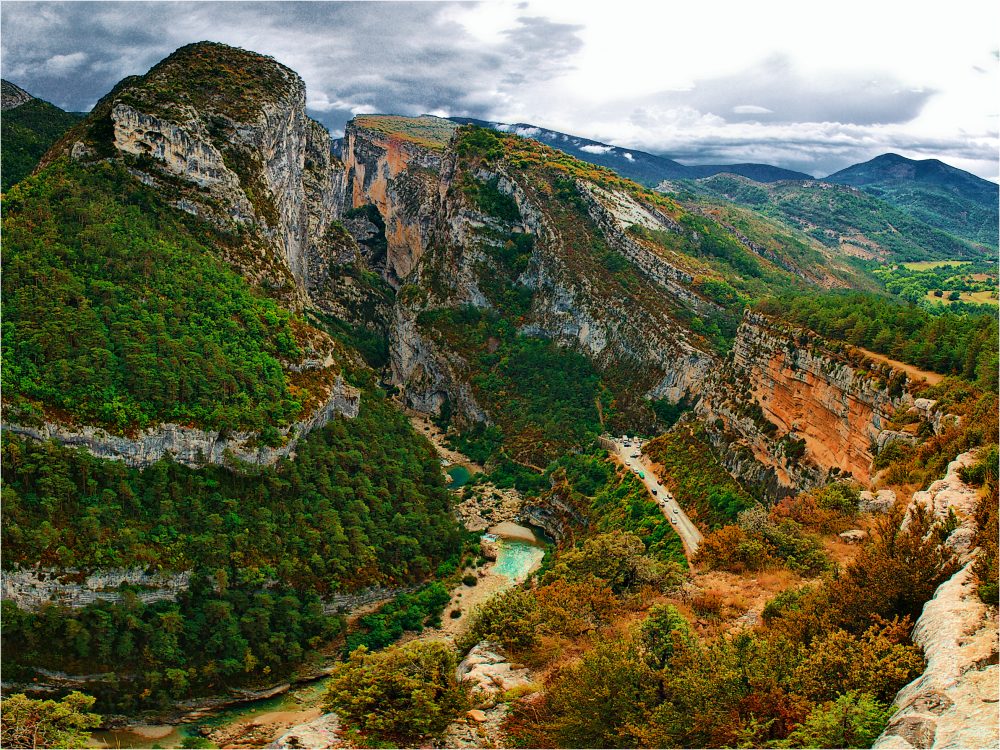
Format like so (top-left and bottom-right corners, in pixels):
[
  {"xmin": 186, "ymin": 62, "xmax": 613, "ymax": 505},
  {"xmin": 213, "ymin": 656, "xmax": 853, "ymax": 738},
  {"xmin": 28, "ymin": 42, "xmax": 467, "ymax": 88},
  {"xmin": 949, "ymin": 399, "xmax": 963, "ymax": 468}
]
[
  {"xmin": 696, "ymin": 313, "xmax": 938, "ymax": 496},
  {"xmin": 874, "ymin": 452, "xmax": 999, "ymax": 750},
  {"xmin": 48, "ymin": 42, "xmax": 345, "ymax": 302},
  {"xmin": 373, "ymin": 138, "xmax": 715, "ymax": 428},
  {"xmin": 342, "ymin": 116, "xmax": 455, "ymax": 284},
  {"xmin": 3, "ymin": 374, "xmax": 360, "ymax": 469}
]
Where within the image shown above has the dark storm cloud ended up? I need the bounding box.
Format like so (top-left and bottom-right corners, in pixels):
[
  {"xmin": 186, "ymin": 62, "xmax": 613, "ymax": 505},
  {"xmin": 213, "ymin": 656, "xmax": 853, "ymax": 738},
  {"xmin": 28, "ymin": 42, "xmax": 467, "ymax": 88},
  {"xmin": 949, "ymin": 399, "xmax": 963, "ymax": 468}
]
[{"xmin": 0, "ymin": 2, "xmax": 583, "ymax": 132}]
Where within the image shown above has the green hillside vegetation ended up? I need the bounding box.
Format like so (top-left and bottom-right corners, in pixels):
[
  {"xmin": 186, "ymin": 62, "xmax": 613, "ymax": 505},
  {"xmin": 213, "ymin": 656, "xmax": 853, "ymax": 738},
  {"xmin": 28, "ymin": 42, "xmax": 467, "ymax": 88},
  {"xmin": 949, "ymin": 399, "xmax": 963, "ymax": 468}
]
[
  {"xmin": 687, "ymin": 174, "xmax": 983, "ymax": 261},
  {"xmin": 1, "ymin": 96, "xmax": 82, "ymax": 191},
  {"xmin": 2, "ymin": 577, "xmax": 340, "ymax": 712},
  {"xmin": 643, "ymin": 420, "xmax": 758, "ymax": 529},
  {"xmin": 2, "ymin": 391, "xmax": 463, "ymax": 710},
  {"xmin": 1, "ymin": 393, "xmax": 461, "ymax": 590},
  {"xmin": 2, "ymin": 158, "xmax": 323, "ymax": 433},
  {"xmin": 827, "ymin": 154, "xmax": 999, "ymax": 249},
  {"xmin": 353, "ymin": 114, "xmax": 457, "ymax": 150},
  {"xmin": 871, "ymin": 260, "xmax": 997, "ymax": 306},
  {"xmin": 756, "ymin": 291, "xmax": 999, "ymax": 388}
]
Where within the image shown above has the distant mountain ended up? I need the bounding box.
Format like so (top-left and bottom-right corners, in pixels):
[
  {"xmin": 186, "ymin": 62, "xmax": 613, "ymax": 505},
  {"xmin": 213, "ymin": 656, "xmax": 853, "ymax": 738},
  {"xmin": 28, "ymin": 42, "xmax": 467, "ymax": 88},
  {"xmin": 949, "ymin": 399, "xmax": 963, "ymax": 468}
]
[
  {"xmin": 1, "ymin": 79, "xmax": 83, "ymax": 190},
  {"xmin": 448, "ymin": 117, "xmax": 811, "ymax": 185},
  {"xmin": 826, "ymin": 153, "xmax": 998, "ymax": 249},
  {"xmin": 683, "ymin": 173, "xmax": 987, "ymax": 262}
]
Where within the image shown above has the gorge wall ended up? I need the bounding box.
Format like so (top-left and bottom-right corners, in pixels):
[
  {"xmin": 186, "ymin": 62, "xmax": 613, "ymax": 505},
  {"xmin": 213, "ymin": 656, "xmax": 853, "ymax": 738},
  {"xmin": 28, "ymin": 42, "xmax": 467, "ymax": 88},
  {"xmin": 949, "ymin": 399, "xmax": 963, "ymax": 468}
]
[{"xmin": 697, "ymin": 313, "xmax": 931, "ymax": 496}]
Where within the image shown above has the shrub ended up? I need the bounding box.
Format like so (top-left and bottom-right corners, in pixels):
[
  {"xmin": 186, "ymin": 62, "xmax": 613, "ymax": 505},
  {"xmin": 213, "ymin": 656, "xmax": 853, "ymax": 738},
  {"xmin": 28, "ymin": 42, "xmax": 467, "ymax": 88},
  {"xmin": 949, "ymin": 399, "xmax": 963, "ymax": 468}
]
[
  {"xmin": 784, "ymin": 691, "xmax": 894, "ymax": 749},
  {"xmin": 457, "ymin": 587, "xmax": 539, "ymax": 653},
  {"xmin": 0, "ymin": 691, "xmax": 100, "ymax": 749},
  {"xmin": 325, "ymin": 641, "xmax": 467, "ymax": 744},
  {"xmin": 462, "ymin": 574, "xmax": 478, "ymax": 587}
]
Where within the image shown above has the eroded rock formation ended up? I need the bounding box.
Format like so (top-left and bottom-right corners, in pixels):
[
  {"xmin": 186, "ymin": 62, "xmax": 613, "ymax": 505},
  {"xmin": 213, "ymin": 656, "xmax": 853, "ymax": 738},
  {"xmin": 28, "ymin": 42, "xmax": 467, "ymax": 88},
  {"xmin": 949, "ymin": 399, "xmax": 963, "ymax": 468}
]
[
  {"xmin": 696, "ymin": 313, "xmax": 940, "ymax": 496},
  {"xmin": 875, "ymin": 451, "xmax": 999, "ymax": 749}
]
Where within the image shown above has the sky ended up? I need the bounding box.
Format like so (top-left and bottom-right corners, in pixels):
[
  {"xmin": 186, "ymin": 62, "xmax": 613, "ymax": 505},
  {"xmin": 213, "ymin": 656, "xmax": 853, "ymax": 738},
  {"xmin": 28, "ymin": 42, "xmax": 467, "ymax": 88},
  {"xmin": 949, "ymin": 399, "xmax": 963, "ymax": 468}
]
[{"xmin": 2, "ymin": 0, "xmax": 998, "ymax": 180}]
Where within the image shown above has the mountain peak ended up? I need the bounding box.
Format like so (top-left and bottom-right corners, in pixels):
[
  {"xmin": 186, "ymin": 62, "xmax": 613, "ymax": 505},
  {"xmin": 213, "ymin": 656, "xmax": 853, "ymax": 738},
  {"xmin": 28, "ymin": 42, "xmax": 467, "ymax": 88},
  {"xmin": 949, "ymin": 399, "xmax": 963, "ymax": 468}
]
[
  {"xmin": 1, "ymin": 79, "xmax": 34, "ymax": 111},
  {"xmin": 113, "ymin": 40, "xmax": 303, "ymax": 124}
]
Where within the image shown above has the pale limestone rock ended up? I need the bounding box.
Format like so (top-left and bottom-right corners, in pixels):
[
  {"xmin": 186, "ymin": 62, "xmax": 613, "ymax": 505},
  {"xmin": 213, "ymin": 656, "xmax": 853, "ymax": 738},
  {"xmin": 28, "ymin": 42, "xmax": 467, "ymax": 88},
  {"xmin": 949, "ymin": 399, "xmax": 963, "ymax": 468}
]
[
  {"xmin": 839, "ymin": 529, "xmax": 867, "ymax": 544},
  {"xmin": 457, "ymin": 641, "xmax": 534, "ymax": 698},
  {"xmin": 3, "ymin": 376, "xmax": 359, "ymax": 469},
  {"xmin": 267, "ymin": 713, "xmax": 343, "ymax": 749},
  {"xmin": 873, "ymin": 564, "xmax": 998, "ymax": 750},
  {"xmin": 2, "ymin": 567, "xmax": 191, "ymax": 609},
  {"xmin": 859, "ymin": 489, "xmax": 897, "ymax": 514}
]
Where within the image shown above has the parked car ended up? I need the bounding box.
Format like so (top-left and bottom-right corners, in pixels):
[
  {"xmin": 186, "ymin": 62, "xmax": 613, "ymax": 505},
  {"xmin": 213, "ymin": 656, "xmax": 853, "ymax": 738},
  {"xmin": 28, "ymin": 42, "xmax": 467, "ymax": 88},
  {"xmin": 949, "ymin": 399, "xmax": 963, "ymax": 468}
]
[{"xmin": 651, "ymin": 489, "xmax": 658, "ymax": 495}]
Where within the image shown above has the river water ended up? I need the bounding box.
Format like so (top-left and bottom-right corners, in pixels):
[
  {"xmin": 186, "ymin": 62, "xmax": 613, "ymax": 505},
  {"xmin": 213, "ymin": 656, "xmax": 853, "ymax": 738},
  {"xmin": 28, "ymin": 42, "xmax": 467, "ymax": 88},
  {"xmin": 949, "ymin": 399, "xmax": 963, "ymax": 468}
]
[{"xmin": 93, "ymin": 527, "xmax": 545, "ymax": 748}]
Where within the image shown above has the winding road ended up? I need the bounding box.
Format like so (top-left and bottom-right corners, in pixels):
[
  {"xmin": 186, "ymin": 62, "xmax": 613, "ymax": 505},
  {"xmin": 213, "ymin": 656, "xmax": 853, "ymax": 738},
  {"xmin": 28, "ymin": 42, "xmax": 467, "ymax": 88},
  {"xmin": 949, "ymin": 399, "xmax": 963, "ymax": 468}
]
[{"xmin": 606, "ymin": 436, "xmax": 704, "ymax": 559}]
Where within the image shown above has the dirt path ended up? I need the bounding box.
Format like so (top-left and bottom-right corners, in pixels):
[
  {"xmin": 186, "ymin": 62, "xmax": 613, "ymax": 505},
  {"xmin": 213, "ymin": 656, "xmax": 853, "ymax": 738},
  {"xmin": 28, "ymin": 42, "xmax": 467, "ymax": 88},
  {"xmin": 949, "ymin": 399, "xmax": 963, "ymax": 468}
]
[{"xmin": 852, "ymin": 346, "xmax": 944, "ymax": 386}]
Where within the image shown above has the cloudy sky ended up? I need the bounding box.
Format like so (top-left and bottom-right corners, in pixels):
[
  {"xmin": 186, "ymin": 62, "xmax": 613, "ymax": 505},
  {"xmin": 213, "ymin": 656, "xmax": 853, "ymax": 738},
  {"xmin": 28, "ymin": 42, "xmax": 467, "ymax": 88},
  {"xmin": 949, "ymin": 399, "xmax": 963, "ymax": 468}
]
[{"xmin": 2, "ymin": 0, "xmax": 998, "ymax": 179}]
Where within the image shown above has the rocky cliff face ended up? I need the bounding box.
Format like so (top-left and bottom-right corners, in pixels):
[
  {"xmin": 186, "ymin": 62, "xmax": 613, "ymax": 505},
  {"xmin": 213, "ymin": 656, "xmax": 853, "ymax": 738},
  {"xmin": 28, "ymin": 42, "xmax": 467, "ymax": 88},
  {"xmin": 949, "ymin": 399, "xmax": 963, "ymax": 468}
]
[
  {"xmin": 3, "ymin": 374, "xmax": 360, "ymax": 469},
  {"xmin": 1, "ymin": 79, "xmax": 33, "ymax": 110},
  {"xmin": 696, "ymin": 313, "xmax": 931, "ymax": 496},
  {"xmin": 2, "ymin": 567, "xmax": 192, "ymax": 609},
  {"xmin": 874, "ymin": 452, "xmax": 999, "ymax": 750},
  {"xmin": 376, "ymin": 140, "xmax": 716, "ymax": 427},
  {"xmin": 56, "ymin": 43, "xmax": 346, "ymax": 303},
  {"xmin": 342, "ymin": 116, "xmax": 454, "ymax": 284}
]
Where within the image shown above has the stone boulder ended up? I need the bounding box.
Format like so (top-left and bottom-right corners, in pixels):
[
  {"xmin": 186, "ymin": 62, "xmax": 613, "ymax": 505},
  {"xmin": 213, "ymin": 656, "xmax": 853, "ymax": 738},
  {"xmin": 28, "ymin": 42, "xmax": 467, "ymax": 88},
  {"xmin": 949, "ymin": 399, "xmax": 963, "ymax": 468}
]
[
  {"xmin": 457, "ymin": 641, "xmax": 534, "ymax": 698},
  {"xmin": 267, "ymin": 713, "xmax": 343, "ymax": 749},
  {"xmin": 439, "ymin": 704, "xmax": 509, "ymax": 749},
  {"xmin": 839, "ymin": 529, "xmax": 867, "ymax": 544},
  {"xmin": 858, "ymin": 489, "xmax": 896, "ymax": 514}
]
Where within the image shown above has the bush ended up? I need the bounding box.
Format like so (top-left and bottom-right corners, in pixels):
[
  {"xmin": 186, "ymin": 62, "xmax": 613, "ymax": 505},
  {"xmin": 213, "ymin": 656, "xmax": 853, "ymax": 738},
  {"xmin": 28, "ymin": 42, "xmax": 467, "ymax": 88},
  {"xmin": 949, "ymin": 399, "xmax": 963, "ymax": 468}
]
[
  {"xmin": 325, "ymin": 641, "xmax": 467, "ymax": 744},
  {"xmin": 0, "ymin": 691, "xmax": 101, "ymax": 749},
  {"xmin": 784, "ymin": 691, "xmax": 894, "ymax": 748},
  {"xmin": 457, "ymin": 587, "xmax": 540, "ymax": 653},
  {"xmin": 462, "ymin": 574, "xmax": 478, "ymax": 587}
]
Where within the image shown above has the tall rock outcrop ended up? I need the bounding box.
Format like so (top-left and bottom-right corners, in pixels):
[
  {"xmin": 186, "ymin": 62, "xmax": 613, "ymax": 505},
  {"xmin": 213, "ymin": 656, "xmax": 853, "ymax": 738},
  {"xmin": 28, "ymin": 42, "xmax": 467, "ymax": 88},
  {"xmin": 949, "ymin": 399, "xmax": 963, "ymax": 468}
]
[
  {"xmin": 342, "ymin": 115, "xmax": 456, "ymax": 284},
  {"xmin": 48, "ymin": 42, "xmax": 346, "ymax": 301},
  {"xmin": 697, "ymin": 313, "xmax": 934, "ymax": 496},
  {"xmin": 874, "ymin": 452, "xmax": 999, "ymax": 750},
  {"xmin": 10, "ymin": 42, "xmax": 361, "ymax": 465}
]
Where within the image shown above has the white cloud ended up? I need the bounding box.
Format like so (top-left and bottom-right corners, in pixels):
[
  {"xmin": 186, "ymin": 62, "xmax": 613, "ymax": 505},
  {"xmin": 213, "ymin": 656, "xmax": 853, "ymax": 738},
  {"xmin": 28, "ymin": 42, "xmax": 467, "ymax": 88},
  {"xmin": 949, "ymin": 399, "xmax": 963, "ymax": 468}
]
[
  {"xmin": 622, "ymin": 152, "xmax": 634, "ymax": 161},
  {"xmin": 579, "ymin": 144, "xmax": 613, "ymax": 154},
  {"xmin": 733, "ymin": 104, "xmax": 773, "ymax": 114},
  {"xmin": 41, "ymin": 51, "xmax": 86, "ymax": 74},
  {"xmin": 1, "ymin": 0, "xmax": 995, "ymax": 180}
]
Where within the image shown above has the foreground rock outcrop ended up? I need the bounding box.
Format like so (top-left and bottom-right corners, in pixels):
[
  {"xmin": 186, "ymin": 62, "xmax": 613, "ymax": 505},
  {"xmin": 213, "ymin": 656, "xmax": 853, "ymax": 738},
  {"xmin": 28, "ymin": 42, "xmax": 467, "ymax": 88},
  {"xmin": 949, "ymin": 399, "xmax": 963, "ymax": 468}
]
[
  {"xmin": 874, "ymin": 564, "xmax": 998, "ymax": 750},
  {"xmin": 875, "ymin": 451, "xmax": 999, "ymax": 749},
  {"xmin": 267, "ymin": 713, "xmax": 344, "ymax": 749},
  {"xmin": 457, "ymin": 640, "xmax": 535, "ymax": 698}
]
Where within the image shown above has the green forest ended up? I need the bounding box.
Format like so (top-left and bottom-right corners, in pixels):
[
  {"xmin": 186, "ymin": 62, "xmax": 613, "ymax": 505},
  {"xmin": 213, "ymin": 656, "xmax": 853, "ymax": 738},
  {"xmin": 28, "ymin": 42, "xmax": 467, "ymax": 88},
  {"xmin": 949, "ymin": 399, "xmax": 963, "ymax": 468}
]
[
  {"xmin": 2, "ymin": 159, "xmax": 314, "ymax": 433},
  {"xmin": 757, "ymin": 290, "xmax": 999, "ymax": 387},
  {"xmin": 2, "ymin": 392, "xmax": 461, "ymax": 589}
]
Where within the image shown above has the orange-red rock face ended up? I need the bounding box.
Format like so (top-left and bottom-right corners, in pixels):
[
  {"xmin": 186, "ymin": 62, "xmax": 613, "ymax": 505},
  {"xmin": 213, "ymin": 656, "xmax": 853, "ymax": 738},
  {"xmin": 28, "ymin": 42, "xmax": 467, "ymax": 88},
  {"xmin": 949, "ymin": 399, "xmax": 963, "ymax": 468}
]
[
  {"xmin": 342, "ymin": 126, "xmax": 443, "ymax": 283},
  {"xmin": 730, "ymin": 314, "xmax": 910, "ymax": 485}
]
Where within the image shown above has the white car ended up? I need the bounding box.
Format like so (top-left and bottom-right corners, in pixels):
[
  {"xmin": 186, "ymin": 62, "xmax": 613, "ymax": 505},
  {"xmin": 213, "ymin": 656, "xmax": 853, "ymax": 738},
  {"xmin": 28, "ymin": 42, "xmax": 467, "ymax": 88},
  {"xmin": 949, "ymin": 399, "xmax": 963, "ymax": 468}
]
[{"xmin": 670, "ymin": 517, "xmax": 677, "ymax": 524}]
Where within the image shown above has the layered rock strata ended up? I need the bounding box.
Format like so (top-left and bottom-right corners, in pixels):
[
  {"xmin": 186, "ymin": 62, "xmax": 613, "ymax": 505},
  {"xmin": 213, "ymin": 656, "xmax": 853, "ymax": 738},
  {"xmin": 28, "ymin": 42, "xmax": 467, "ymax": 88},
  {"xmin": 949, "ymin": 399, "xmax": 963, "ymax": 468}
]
[
  {"xmin": 3, "ymin": 376, "xmax": 360, "ymax": 469},
  {"xmin": 697, "ymin": 313, "xmax": 934, "ymax": 495}
]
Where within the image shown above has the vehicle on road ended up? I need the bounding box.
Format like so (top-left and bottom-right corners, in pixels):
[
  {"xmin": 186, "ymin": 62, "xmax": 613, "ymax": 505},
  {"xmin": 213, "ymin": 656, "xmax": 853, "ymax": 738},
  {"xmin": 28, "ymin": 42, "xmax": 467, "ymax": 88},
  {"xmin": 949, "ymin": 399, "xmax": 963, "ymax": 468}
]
[
  {"xmin": 670, "ymin": 517, "xmax": 677, "ymax": 524},
  {"xmin": 639, "ymin": 471, "xmax": 645, "ymax": 479},
  {"xmin": 652, "ymin": 488, "xmax": 658, "ymax": 495}
]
